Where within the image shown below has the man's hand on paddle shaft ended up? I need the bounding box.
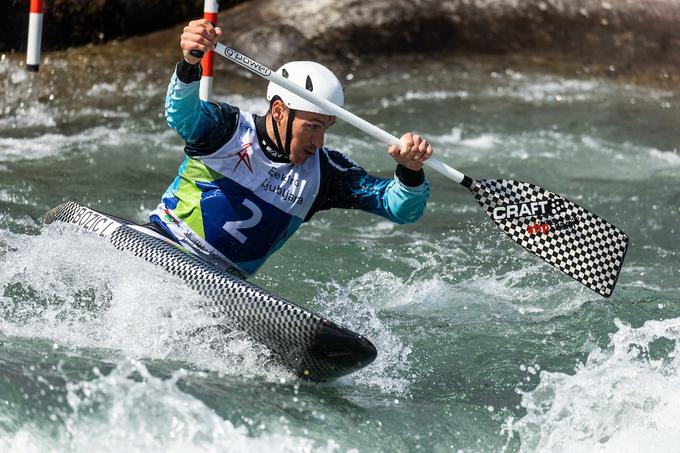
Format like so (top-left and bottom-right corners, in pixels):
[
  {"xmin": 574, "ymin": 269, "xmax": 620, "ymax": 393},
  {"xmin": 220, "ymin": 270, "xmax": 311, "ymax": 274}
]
[
  {"xmin": 179, "ymin": 20, "xmax": 434, "ymax": 173},
  {"xmin": 388, "ymin": 133, "xmax": 434, "ymax": 171},
  {"xmin": 180, "ymin": 19, "xmax": 223, "ymax": 65}
]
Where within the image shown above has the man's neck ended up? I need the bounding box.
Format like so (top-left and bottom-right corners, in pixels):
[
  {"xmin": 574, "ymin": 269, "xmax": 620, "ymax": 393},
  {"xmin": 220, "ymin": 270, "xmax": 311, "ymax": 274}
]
[{"xmin": 254, "ymin": 113, "xmax": 289, "ymax": 162}]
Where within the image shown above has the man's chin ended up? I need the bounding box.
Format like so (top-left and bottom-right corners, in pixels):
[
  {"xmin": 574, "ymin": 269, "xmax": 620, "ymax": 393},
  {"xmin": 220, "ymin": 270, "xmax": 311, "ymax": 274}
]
[{"xmin": 291, "ymin": 151, "xmax": 314, "ymax": 165}]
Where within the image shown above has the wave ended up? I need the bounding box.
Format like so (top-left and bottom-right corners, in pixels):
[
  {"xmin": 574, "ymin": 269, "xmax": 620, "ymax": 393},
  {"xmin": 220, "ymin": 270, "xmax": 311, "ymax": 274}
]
[
  {"xmin": 0, "ymin": 224, "xmax": 290, "ymax": 382},
  {"xmin": 0, "ymin": 358, "xmax": 335, "ymax": 453},
  {"xmin": 511, "ymin": 317, "xmax": 680, "ymax": 452}
]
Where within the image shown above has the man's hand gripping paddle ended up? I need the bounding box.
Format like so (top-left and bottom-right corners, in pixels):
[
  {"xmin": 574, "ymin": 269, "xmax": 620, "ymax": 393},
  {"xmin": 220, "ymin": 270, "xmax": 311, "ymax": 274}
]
[{"xmin": 191, "ymin": 47, "xmax": 629, "ymax": 297}]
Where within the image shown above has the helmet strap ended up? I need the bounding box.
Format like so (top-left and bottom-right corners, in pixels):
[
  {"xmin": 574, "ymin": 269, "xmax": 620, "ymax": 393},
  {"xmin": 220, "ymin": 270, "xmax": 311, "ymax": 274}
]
[
  {"xmin": 270, "ymin": 113, "xmax": 286, "ymax": 157},
  {"xmin": 270, "ymin": 105, "xmax": 297, "ymax": 159},
  {"xmin": 284, "ymin": 108, "xmax": 296, "ymax": 156}
]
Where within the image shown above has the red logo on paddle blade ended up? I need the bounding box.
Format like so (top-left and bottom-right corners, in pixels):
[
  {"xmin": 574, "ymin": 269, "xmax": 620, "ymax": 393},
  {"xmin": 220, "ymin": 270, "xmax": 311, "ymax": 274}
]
[{"xmin": 234, "ymin": 143, "xmax": 254, "ymax": 173}]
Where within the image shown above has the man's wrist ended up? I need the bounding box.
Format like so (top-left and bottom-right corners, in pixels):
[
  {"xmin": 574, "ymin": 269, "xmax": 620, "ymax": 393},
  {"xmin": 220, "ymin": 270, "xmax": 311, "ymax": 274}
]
[
  {"xmin": 395, "ymin": 164, "xmax": 425, "ymax": 187},
  {"xmin": 176, "ymin": 58, "xmax": 202, "ymax": 84}
]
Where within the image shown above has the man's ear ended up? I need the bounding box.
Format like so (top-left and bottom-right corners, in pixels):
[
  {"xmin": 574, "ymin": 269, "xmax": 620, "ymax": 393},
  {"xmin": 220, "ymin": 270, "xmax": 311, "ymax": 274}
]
[{"xmin": 271, "ymin": 99, "xmax": 287, "ymax": 123}]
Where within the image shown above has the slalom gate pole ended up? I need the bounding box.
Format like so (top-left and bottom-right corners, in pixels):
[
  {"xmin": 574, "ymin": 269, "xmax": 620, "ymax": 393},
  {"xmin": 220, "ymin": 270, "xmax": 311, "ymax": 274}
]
[
  {"xmin": 199, "ymin": 0, "xmax": 219, "ymax": 100},
  {"xmin": 26, "ymin": 0, "xmax": 44, "ymax": 72}
]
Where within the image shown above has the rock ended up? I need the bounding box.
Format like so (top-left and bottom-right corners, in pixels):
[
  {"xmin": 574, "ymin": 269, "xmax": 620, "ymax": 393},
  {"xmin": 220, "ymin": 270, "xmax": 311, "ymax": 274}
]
[
  {"xmin": 215, "ymin": 0, "xmax": 680, "ymax": 70},
  {"xmin": 0, "ymin": 0, "xmax": 245, "ymax": 52},
  {"xmin": 4, "ymin": 0, "xmax": 679, "ymax": 73}
]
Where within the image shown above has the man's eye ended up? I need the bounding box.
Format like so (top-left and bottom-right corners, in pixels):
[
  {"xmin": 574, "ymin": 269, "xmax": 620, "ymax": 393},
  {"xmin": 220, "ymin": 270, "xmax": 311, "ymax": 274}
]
[{"xmin": 307, "ymin": 124, "xmax": 319, "ymax": 130}]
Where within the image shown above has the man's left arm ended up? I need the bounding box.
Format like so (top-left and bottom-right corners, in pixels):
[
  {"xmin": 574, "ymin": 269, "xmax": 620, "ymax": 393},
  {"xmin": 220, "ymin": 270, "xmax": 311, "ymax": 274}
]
[
  {"xmin": 379, "ymin": 131, "xmax": 433, "ymax": 222},
  {"xmin": 313, "ymin": 151, "xmax": 429, "ymax": 224}
]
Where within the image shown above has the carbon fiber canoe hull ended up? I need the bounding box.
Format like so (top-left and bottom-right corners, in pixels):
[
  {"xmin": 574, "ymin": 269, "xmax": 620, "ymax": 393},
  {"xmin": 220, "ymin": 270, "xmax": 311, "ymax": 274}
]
[{"xmin": 42, "ymin": 202, "xmax": 377, "ymax": 381}]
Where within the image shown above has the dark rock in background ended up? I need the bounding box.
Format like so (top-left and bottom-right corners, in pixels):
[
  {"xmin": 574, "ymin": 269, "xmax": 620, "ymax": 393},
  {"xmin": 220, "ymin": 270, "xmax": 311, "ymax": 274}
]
[
  {"xmin": 217, "ymin": 0, "xmax": 680, "ymax": 71},
  {"xmin": 0, "ymin": 0, "xmax": 244, "ymax": 52},
  {"xmin": 2, "ymin": 0, "xmax": 679, "ymax": 74}
]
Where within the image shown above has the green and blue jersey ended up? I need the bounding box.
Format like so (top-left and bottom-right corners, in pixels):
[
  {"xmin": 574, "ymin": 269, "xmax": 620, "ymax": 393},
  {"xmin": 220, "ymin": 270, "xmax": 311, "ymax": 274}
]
[{"xmin": 151, "ymin": 62, "xmax": 429, "ymax": 277}]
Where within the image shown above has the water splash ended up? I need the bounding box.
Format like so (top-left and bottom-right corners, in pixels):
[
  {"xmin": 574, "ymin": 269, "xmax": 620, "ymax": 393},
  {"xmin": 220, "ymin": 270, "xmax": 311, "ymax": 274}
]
[
  {"xmin": 313, "ymin": 278, "xmax": 414, "ymax": 395},
  {"xmin": 0, "ymin": 359, "xmax": 336, "ymax": 453},
  {"xmin": 0, "ymin": 224, "xmax": 290, "ymax": 382},
  {"xmin": 512, "ymin": 317, "xmax": 680, "ymax": 452}
]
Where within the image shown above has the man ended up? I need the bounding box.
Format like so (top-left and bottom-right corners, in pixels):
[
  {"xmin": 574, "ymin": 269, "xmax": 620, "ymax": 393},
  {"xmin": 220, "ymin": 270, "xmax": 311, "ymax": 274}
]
[{"xmin": 149, "ymin": 19, "xmax": 434, "ymax": 278}]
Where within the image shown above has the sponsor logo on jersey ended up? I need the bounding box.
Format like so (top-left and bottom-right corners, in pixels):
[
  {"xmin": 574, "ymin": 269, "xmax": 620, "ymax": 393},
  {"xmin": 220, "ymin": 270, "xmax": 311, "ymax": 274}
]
[
  {"xmin": 234, "ymin": 143, "xmax": 254, "ymax": 173},
  {"xmin": 268, "ymin": 167, "xmax": 300, "ymax": 187},
  {"xmin": 260, "ymin": 180, "xmax": 304, "ymax": 205},
  {"xmin": 262, "ymin": 168, "xmax": 305, "ymax": 204}
]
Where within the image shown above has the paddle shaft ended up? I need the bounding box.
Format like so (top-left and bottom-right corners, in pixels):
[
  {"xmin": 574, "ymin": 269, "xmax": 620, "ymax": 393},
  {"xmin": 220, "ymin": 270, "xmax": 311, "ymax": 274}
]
[
  {"xmin": 210, "ymin": 44, "xmax": 466, "ymax": 184},
  {"xmin": 188, "ymin": 47, "xmax": 628, "ymax": 297}
]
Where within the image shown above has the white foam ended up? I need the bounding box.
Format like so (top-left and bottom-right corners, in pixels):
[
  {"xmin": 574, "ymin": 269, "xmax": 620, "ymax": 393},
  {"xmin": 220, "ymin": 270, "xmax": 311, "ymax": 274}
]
[
  {"xmin": 0, "ymin": 224, "xmax": 290, "ymax": 382},
  {"xmin": 123, "ymin": 77, "xmax": 165, "ymax": 99},
  {"xmin": 512, "ymin": 317, "xmax": 680, "ymax": 452},
  {"xmin": 352, "ymin": 220, "xmax": 400, "ymax": 239},
  {"xmin": 213, "ymin": 94, "xmax": 268, "ymax": 116},
  {"xmin": 0, "ymin": 126, "xmax": 119, "ymax": 162},
  {"xmin": 313, "ymin": 276, "xmax": 414, "ymax": 395},
  {"xmin": 86, "ymin": 82, "xmax": 119, "ymax": 96},
  {"xmin": 0, "ymin": 189, "xmax": 38, "ymax": 207},
  {"xmin": 457, "ymin": 266, "xmax": 594, "ymax": 318},
  {"xmin": 580, "ymin": 139, "xmax": 680, "ymax": 179},
  {"xmin": 495, "ymin": 79, "xmax": 602, "ymax": 103},
  {"xmin": 73, "ymin": 107, "xmax": 131, "ymax": 119},
  {"xmin": 378, "ymin": 89, "xmax": 470, "ymax": 108},
  {"xmin": 432, "ymin": 127, "xmax": 497, "ymax": 149},
  {"xmin": 9, "ymin": 70, "xmax": 28, "ymax": 85},
  {"xmin": 648, "ymin": 148, "xmax": 680, "ymax": 166},
  {"xmin": 322, "ymin": 133, "xmax": 367, "ymax": 158},
  {"xmin": 484, "ymin": 75, "xmax": 674, "ymax": 105},
  {"xmin": 0, "ymin": 133, "xmax": 71, "ymax": 162},
  {"xmin": 425, "ymin": 126, "xmax": 680, "ymax": 182},
  {"xmin": 0, "ymin": 104, "xmax": 57, "ymax": 129},
  {"xmin": 0, "ymin": 359, "xmax": 335, "ymax": 453},
  {"xmin": 0, "ymin": 212, "xmax": 38, "ymax": 230},
  {"xmin": 0, "ymin": 126, "xmax": 178, "ymax": 162}
]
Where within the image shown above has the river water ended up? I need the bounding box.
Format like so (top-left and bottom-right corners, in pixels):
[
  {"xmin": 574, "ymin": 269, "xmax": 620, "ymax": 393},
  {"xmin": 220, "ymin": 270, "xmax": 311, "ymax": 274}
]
[{"xmin": 0, "ymin": 41, "xmax": 679, "ymax": 452}]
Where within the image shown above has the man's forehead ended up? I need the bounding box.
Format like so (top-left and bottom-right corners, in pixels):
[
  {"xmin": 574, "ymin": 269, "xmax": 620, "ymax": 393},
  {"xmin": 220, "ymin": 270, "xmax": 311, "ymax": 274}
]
[{"xmin": 299, "ymin": 111, "xmax": 335, "ymax": 125}]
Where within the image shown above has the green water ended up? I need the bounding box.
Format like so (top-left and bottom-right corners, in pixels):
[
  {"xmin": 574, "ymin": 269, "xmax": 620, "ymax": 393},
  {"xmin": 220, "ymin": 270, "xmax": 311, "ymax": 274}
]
[{"xmin": 0, "ymin": 44, "xmax": 679, "ymax": 452}]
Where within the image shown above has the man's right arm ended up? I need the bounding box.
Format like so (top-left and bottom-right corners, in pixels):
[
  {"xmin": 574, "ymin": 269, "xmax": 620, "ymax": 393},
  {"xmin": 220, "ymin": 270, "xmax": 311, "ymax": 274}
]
[
  {"xmin": 164, "ymin": 59, "xmax": 240, "ymax": 155},
  {"xmin": 165, "ymin": 19, "xmax": 238, "ymax": 155}
]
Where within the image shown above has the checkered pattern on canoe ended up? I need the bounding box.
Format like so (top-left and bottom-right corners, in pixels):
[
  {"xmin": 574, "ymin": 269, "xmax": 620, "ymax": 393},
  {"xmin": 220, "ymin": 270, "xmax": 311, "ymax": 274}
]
[
  {"xmin": 42, "ymin": 202, "xmax": 366, "ymax": 380},
  {"xmin": 469, "ymin": 179, "xmax": 628, "ymax": 297}
]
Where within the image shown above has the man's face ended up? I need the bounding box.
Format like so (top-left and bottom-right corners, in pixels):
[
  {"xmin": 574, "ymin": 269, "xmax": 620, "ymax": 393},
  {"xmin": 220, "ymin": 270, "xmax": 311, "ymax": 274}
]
[{"xmin": 273, "ymin": 103, "xmax": 335, "ymax": 164}]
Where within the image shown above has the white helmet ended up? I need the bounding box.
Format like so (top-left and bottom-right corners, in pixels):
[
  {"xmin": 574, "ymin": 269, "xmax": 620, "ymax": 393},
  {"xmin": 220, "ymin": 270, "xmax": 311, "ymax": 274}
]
[{"xmin": 266, "ymin": 61, "xmax": 344, "ymax": 114}]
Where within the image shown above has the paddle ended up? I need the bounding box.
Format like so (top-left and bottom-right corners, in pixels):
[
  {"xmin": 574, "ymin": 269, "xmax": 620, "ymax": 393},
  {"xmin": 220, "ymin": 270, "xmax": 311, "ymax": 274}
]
[{"xmin": 190, "ymin": 46, "xmax": 629, "ymax": 297}]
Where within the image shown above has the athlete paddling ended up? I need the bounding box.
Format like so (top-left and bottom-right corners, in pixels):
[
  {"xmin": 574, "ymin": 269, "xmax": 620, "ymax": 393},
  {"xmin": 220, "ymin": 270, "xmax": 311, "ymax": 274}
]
[{"xmin": 148, "ymin": 19, "xmax": 434, "ymax": 278}]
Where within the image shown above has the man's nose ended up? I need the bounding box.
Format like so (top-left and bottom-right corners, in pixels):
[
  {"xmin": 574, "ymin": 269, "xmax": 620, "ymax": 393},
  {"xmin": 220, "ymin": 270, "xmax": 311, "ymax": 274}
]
[{"xmin": 312, "ymin": 132, "xmax": 324, "ymax": 150}]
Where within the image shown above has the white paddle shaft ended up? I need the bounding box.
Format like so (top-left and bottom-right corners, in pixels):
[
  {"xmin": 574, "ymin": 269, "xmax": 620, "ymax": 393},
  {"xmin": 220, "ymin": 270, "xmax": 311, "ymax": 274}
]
[{"xmin": 214, "ymin": 43, "xmax": 465, "ymax": 184}]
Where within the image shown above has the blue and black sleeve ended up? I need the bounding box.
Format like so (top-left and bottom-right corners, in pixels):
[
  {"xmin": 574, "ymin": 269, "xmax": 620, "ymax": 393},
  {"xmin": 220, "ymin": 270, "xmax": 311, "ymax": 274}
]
[
  {"xmin": 307, "ymin": 149, "xmax": 429, "ymax": 224},
  {"xmin": 165, "ymin": 59, "xmax": 240, "ymax": 157}
]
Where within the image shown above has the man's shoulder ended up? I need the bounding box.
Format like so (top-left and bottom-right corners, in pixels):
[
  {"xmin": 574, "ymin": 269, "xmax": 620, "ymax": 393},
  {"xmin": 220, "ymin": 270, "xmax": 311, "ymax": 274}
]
[
  {"xmin": 320, "ymin": 148, "xmax": 363, "ymax": 173},
  {"xmin": 183, "ymin": 103, "xmax": 245, "ymax": 157},
  {"xmin": 221, "ymin": 102, "xmax": 244, "ymax": 127}
]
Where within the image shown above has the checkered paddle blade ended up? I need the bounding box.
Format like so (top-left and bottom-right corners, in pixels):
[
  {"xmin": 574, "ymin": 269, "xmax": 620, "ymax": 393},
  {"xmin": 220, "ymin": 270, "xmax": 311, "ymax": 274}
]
[{"xmin": 468, "ymin": 178, "xmax": 629, "ymax": 297}]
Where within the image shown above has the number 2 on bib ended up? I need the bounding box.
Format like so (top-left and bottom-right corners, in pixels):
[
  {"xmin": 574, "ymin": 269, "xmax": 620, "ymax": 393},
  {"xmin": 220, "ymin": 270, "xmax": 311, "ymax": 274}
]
[{"xmin": 223, "ymin": 199, "xmax": 262, "ymax": 244}]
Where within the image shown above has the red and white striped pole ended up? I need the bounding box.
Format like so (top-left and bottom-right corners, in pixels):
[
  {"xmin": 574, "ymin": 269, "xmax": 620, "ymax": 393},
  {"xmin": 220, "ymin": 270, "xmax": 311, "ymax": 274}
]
[
  {"xmin": 26, "ymin": 0, "xmax": 44, "ymax": 72},
  {"xmin": 199, "ymin": 0, "xmax": 219, "ymax": 100}
]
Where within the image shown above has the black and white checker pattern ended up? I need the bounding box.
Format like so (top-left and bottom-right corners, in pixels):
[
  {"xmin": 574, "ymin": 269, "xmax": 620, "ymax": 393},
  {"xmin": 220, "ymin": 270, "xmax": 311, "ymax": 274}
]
[
  {"xmin": 468, "ymin": 179, "xmax": 629, "ymax": 297},
  {"xmin": 43, "ymin": 202, "xmax": 376, "ymax": 381}
]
